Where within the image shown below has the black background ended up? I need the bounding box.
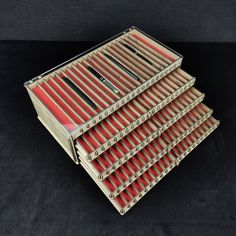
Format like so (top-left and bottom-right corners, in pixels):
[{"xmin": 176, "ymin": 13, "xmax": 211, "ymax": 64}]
[
  {"xmin": 0, "ymin": 1, "xmax": 236, "ymax": 235},
  {"xmin": 0, "ymin": 41, "xmax": 235, "ymax": 235},
  {"xmin": 0, "ymin": 0, "xmax": 236, "ymax": 42}
]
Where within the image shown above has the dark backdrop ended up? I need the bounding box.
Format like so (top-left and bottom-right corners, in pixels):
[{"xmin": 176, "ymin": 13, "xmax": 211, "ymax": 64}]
[
  {"xmin": 0, "ymin": 0, "xmax": 236, "ymax": 42},
  {"xmin": 1, "ymin": 41, "xmax": 236, "ymax": 236},
  {"xmin": 0, "ymin": 1, "xmax": 236, "ymax": 235}
]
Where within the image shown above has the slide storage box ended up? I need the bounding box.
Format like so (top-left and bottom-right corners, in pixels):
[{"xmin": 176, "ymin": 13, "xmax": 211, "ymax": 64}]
[
  {"xmin": 24, "ymin": 27, "xmax": 182, "ymax": 163},
  {"xmin": 24, "ymin": 26, "xmax": 219, "ymax": 215}
]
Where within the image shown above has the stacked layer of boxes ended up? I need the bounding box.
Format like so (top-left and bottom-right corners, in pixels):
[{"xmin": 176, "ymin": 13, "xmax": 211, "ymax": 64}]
[{"xmin": 24, "ymin": 27, "xmax": 219, "ymax": 215}]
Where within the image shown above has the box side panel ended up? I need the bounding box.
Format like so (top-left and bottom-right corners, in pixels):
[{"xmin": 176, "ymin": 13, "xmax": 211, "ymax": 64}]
[{"xmin": 26, "ymin": 86, "xmax": 79, "ymax": 164}]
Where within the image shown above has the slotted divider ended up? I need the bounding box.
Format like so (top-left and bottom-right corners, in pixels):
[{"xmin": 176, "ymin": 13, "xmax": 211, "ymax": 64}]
[
  {"xmin": 76, "ymin": 69, "xmax": 195, "ymax": 161},
  {"xmin": 24, "ymin": 26, "xmax": 219, "ymax": 215}
]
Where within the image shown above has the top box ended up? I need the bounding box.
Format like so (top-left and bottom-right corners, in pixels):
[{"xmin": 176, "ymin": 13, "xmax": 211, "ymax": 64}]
[{"xmin": 24, "ymin": 27, "xmax": 182, "ymax": 141}]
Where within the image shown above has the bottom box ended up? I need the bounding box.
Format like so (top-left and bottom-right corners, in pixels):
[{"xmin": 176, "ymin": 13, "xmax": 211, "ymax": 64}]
[{"xmin": 81, "ymin": 116, "xmax": 219, "ymax": 215}]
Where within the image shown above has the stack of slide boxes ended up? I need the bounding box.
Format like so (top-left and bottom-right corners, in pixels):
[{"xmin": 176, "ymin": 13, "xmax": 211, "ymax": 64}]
[{"xmin": 24, "ymin": 27, "xmax": 220, "ymax": 215}]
